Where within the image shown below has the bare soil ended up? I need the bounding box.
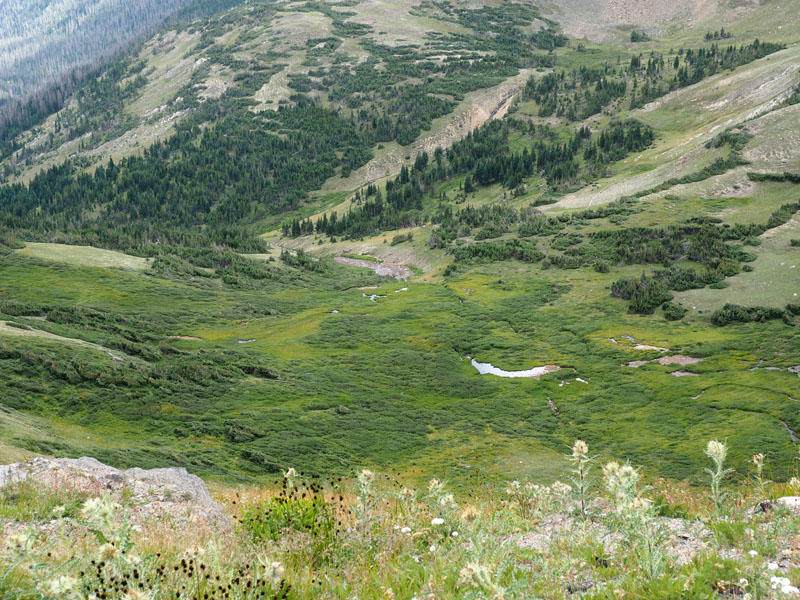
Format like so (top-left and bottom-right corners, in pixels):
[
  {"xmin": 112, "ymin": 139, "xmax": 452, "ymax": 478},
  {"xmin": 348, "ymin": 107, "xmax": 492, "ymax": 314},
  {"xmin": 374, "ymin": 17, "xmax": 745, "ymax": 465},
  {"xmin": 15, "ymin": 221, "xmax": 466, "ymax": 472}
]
[{"xmin": 335, "ymin": 256, "xmax": 414, "ymax": 279}]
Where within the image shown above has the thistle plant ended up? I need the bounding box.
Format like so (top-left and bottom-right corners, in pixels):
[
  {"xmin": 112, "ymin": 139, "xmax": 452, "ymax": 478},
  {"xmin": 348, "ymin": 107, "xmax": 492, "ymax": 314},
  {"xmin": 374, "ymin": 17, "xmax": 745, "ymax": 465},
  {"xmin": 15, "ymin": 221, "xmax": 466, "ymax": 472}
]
[
  {"xmin": 750, "ymin": 453, "xmax": 771, "ymax": 502},
  {"xmin": 353, "ymin": 468, "xmax": 380, "ymax": 528},
  {"xmin": 567, "ymin": 439, "xmax": 593, "ymax": 519},
  {"xmin": 602, "ymin": 461, "xmax": 666, "ymax": 580},
  {"xmin": 457, "ymin": 562, "xmax": 507, "ymax": 600},
  {"xmin": 704, "ymin": 440, "xmax": 734, "ymax": 515}
]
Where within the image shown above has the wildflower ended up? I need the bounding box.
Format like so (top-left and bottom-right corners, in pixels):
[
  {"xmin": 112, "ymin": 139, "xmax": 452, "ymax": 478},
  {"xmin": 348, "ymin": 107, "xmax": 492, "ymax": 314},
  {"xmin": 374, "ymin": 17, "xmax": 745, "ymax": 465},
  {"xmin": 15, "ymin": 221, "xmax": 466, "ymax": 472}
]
[
  {"xmin": 451, "ymin": 531, "xmax": 459, "ymax": 537},
  {"xmin": 705, "ymin": 440, "xmax": 727, "ymax": 464},
  {"xmin": 400, "ymin": 487, "xmax": 415, "ymax": 501},
  {"xmin": 126, "ymin": 590, "xmax": 150, "ymax": 600},
  {"xmin": 393, "ymin": 524, "xmax": 400, "ymax": 530},
  {"xmin": 358, "ymin": 469, "xmax": 374, "ymax": 487},
  {"xmin": 3, "ymin": 532, "xmax": 29, "ymax": 552},
  {"xmin": 789, "ymin": 477, "xmax": 800, "ymax": 491},
  {"xmin": 98, "ymin": 542, "xmax": 119, "ymax": 560},
  {"xmin": 458, "ymin": 563, "xmax": 488, "ymax": 588},
  {"xmin": 767, "ymin": 562, "xmax": 779, "ymax": 571},
  {"xmin": 185, "ymin": 545, "xmax": 206, "ymax": 557},
  {"xmin": 551, "ymin": 480, "xmax": 572, "ymax": 497},
  {"xmin": 752, "ymin": 453, "xmax": 764, "ymax": 467},
  {"xmin": 51, "ymin": 505, "xmax": 66, "ymax": 518},
  {"xmin": 505, "ymin": 480, "xmax": 521, "ymax": 495},
  {"xmin": 428, "ymin": 478, "xmax": 442, "ymax": 493},
  {"xmin": 572, "ymin": 440, "xmax": 589, "ymax": 459},
  {"xmin": 266, "ymin": 561, "xmax": 285, "ymax": 585},
  {"xmin": 43, "ymin": 575, "xmax": 77, "ymax": 596},
  {"xmin": 439, "ymin": 493, "xmax": 456, "ymax": 509},
  {"xmin": 748, "ymin": 550, "xmax": 759, "ymax": 557},
  {"xmin": 401, "ymin": 526, "xmax": 411, "ymax": 534},
  {"xmin": 81, "ymin": 495, "xmax": 117, "ymax": 523},
  {"xmin": 429, "ymin": 544, "xmax": 436, "ymax": 552},
  {"xmin": 284, "ymin": 467, "xmax": 297, "ymax": 480},
  {"xmin": 431, "ymin": 517, "xmax": 445, "ymax": 526},
  {"xmin": 460, "ymin": 505, "xmax": 479, "ymax": 521},
  {"xmin": 458, "ymin": 561, "xmax": 506, "ymax": 598}
]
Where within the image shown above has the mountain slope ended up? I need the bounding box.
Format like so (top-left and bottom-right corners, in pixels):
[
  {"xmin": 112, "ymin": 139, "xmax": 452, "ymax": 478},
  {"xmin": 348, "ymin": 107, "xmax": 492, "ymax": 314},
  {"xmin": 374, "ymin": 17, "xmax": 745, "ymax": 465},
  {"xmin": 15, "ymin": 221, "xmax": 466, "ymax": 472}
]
[{"xmin": 0, "ymin": 0, "xmax": 227, "ymax": 103}]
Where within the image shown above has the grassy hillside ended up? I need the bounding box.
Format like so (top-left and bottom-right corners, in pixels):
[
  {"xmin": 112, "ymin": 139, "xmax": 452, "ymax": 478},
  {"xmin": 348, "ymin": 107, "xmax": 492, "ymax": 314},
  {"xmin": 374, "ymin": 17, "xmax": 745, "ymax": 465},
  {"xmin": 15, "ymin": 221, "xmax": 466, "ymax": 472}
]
[{"xmin": 0, "ymin": 0, "xmax": 798, "ymax": 493}]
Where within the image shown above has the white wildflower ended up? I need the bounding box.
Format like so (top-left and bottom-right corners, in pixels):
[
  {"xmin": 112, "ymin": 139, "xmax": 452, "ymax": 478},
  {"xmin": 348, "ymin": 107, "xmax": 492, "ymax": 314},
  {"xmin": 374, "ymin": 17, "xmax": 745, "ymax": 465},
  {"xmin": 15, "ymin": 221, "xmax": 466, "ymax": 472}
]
[
  {"xmin": 458, "ymin": 563, "xmax": 488, "ymax": 588},
  {"xmin": 81, "ymin": 495, "xmax": 117, "ymax": 523},
  {"xmin": 767, "ymin": 562, "xmax": 780, "ymax": 571},
  {"xmin": 357, "ymin": 469, "xmax": 374, "ymax": 487},
  {"xmin": 705, "ymin": 440, "xmax": 727, "ymax": 464},
  {"xmin": 266, "ymin": 561, "xmax": 285, "ymax": 585},
  {"xmin": 43, "ymin": 575, "xmax": 77, "ymax": 596},
  {"xmin": 399, "ymin": 487, "xmax": 415, "ymax": 501},
  {"xmin": 429, "ymin": 544, "xmax": 436, "ymax": 552},
  {"xmin": 284, "ymin": 467, "xmax": 297, "ymax": 480},
  {"xmin": 748, "ymin": 550, "xmax": 759, "ymax": 557},
  {"xmin": 3, "ymin": 532, "xmax": 30, "ymax": 552},
  {"xmin": 431, "ymin": 517, "xmax": 445, "ymax": 526},
  {"xmin": 401, "ymin": 527, "xmax": 411, "ymax": 534},
  {"xmin": 439, "ymin": 493, "xmax": 456, "ymax": 509},
  {"xmin": 505, "ymin": 480, "xmax": 521, "ymax": 495},
  {"xmin": 451, "ymin": 531, "xmax": 459, "ymax": 537},
  {"xmin": 572, "ymin": 439, "xmax": 589, "ymax": 459},
  {"xmin": 98, "ymin": 542, "xmax": 119, "ymax": 561},
  {"xmin": 752, "ymin": 453, "xmax": 765, "ymax": 467},
  {"xmin": 51, "ymin": 505, "xmax": 66, "ymax": 518},
  {"xmin": 551, "ymin": 480, "xmax": 572, "ymax": 496}
]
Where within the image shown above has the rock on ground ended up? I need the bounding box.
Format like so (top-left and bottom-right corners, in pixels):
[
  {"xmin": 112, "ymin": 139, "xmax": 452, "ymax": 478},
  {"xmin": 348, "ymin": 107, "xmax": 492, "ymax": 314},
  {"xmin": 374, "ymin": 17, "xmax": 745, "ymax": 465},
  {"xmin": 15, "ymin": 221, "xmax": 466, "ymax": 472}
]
[{"xmin": 0, "ymin": 456, "xmax": 230, "ymax": 529}]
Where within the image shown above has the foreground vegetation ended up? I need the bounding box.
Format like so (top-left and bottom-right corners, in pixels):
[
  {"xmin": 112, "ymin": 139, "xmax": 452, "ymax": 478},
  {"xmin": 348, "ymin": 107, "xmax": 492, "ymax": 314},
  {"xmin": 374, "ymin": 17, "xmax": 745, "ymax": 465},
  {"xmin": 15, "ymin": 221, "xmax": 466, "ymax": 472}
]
[{"xmin": 2, "ymin": 440, "xmax": 800, "ymax": 599}]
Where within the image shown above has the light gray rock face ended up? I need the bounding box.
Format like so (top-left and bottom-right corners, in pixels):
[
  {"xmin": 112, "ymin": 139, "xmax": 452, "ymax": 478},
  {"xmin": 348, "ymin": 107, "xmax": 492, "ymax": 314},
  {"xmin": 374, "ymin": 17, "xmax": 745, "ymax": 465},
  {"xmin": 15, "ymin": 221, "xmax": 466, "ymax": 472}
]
[
  {"xmin": 0, "ymin": 456, "xmax": 230, "ymax": 528},
  {"xmin": 776, "ymin": 496, "xmax": 800, "ymax": 512}
]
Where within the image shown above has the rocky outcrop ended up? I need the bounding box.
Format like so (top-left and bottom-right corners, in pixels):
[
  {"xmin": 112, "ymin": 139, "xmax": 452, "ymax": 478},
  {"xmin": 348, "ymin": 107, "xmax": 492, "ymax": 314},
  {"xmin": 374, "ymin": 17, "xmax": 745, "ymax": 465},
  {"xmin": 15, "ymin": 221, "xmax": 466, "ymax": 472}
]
[{"xmin": 0, "ymin": 456, "xmax": 230, "ymax": 528}]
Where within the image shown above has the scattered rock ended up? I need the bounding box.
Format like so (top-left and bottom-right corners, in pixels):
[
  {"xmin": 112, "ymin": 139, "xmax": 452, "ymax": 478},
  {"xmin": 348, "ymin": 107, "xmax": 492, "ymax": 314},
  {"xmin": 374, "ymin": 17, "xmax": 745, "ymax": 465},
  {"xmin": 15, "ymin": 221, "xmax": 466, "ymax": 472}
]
[
  {"xmin": 671, "ymin": 371, "xmax": 701, "ymax": 377},
  {"xmin": 776, "ymin": 497, "xmax": 800, "ymax": 512},
  {"xmin": 236, "ymin": 339, "xmax": 256, "ymax": 344},
  {"xmin": 634, "ymin": 344, "xmax": 669, "ymax": 352},
  {"xmin": 626, "ymin": 360, "xmax": 650, "ymax": 368},
  {"xmin": 335, "ymin": 256, "xmax": 413, "ymax": 280},
  {"xmin": 657, "ymin": 355, "xmax": 703, "ymax": 366},
  {"xmin": 0, "ymin": 457, "xmax": 230, "ymax": 528}
]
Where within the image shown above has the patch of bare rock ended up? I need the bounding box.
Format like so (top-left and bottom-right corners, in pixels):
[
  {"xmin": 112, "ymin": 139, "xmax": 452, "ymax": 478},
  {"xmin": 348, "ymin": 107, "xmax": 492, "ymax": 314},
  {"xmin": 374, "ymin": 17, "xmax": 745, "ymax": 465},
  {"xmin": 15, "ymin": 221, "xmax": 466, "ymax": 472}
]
[{"xmin": 0, "ymin": 457, "xmax": 230, "ymax": 529}]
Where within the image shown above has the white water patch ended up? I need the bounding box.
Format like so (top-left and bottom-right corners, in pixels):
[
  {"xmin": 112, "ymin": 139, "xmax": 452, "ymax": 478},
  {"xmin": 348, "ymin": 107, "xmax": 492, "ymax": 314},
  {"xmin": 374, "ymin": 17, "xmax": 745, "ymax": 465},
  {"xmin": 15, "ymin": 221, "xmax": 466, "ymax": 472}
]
[
  {"xmin": 362, "ymin": 292, "xmax": 386, "ymax": 302},
  {"xmin": 469, "ymin": 357, "xmax": 560, "ymax": 379}
]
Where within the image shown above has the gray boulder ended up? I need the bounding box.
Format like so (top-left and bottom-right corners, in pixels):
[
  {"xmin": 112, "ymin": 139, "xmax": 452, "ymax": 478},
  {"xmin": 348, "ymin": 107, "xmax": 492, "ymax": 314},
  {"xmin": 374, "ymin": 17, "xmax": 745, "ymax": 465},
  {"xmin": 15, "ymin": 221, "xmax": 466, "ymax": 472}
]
[{"xmin": 0, "ymin": 456, "xmax": 231, "ymax": 528}]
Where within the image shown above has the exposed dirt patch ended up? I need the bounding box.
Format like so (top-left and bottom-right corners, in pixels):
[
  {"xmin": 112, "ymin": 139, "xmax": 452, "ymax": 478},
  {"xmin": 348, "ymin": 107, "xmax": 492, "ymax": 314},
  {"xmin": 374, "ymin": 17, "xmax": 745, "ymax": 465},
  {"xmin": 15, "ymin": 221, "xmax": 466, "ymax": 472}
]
[
  {"xmin": 167, "ymin": 335, "xmax": 203, "ymax": 341},
  {"xmin": 627, "ymin": 355, "xmax": 703, "ymax": 368},
  {"xmin": 322, "ymin": 69, "xmax": 534, "ymax": 193},
  {"xmin": 335, "ymin": 256, "xmax": 413, "ymax": 279},
  {"xmin": 543, "ymin": 0, "xmax": 756, "ymax": 42},
  {"xmin": 658, "ymin": 355, "xmax": 704, "ymax": 366},
  {"xmin": 634, "ymin": 344, "xmax": 669, "ymax": 352}
]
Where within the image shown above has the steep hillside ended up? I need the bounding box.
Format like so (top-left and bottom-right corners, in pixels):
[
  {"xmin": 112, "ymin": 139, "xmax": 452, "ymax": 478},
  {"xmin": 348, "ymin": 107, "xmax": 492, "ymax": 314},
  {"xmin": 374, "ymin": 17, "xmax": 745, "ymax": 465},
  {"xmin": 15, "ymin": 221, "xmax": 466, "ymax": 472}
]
[
  {"xmin": 0, "ymin": 0, "xmax": 798, "ymax": 493},
  {"xmin": 0, "ymin": 0, "xmax": 231, "ymax": 102}
]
